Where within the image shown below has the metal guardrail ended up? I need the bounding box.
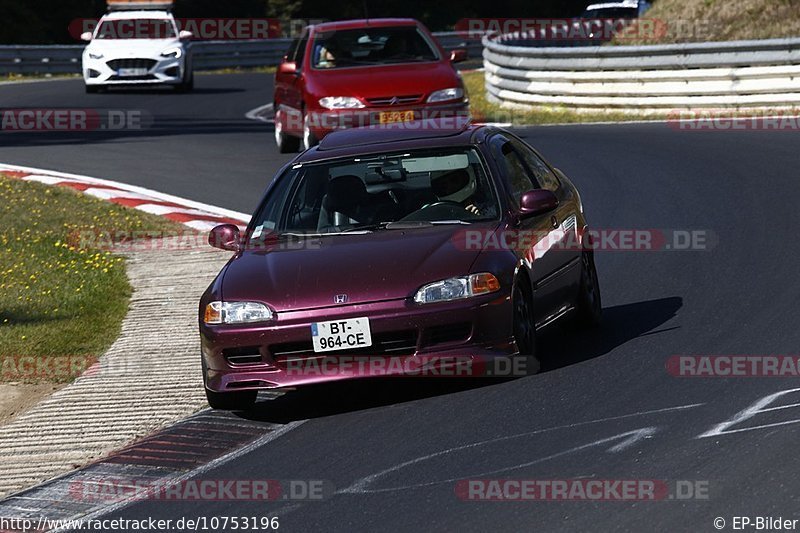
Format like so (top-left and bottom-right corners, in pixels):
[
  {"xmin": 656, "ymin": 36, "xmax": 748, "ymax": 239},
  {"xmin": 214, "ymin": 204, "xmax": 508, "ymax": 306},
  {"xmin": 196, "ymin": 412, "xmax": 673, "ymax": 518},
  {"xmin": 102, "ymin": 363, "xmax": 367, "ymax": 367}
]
[
  {"xmin": 0, "ymin": 32, "xmax": 481, "ymax": 75},
  {"xmin": 483, "ymin": 35, "xmax": 800, "ymax": 110}
]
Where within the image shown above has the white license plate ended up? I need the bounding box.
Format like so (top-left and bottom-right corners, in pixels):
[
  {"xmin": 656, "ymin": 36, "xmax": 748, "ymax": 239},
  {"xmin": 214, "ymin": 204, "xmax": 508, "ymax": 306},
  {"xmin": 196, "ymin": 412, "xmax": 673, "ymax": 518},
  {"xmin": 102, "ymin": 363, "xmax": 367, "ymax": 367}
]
[
  {"xmin": 311, "ymin": 317, "xmax": 372, "ymax": 353},
  {"xmin": 118, "ymin": 68, "xmax": 148, "ymax": 77}
]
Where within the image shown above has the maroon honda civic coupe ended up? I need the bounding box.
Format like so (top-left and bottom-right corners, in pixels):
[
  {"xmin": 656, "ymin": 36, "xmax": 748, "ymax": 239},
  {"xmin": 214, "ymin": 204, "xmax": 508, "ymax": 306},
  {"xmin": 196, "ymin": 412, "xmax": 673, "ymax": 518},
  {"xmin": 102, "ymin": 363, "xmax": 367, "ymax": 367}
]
[{"xmin": 200, "ymin": 120, "xmax": 601, "ymax": 410}]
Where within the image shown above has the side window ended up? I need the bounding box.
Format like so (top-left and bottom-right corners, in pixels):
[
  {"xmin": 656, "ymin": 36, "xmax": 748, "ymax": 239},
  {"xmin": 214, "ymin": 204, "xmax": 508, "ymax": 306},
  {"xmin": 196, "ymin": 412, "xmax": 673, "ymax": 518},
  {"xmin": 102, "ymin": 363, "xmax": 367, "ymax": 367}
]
[
  {"xmin": 253, "ymin": 170, "xmax": 295, "ymax": 232},
  {"xmin": 285, "ymin": 38, "xmax": 299, "ymax": 61},
  {"xmin": 294, "ymin": 34, "xmax": 309, "ymax": 68},
  {"xmin": 490, "ymin": 135, "xmax": 537, "ymax": 206},
  {"xmin": 509, "ymin": 138, "xmax": 561, "ymax": 192}
]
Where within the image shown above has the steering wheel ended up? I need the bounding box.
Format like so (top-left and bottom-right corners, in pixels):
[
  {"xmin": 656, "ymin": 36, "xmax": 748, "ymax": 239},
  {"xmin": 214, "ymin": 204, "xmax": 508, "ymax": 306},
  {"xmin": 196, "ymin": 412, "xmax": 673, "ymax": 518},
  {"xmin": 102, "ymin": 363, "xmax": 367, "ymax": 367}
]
[{"xmin": 399, "ymin": 201, "xmax": 478, "ymax": 222}]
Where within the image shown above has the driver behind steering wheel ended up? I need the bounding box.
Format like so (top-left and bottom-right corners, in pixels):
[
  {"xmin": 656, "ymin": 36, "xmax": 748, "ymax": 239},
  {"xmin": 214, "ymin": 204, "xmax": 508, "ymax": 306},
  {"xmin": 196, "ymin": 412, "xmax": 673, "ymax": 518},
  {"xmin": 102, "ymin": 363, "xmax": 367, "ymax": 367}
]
[{"xmin": 430, "ymin": 168, "xmax": 482, "ymax": 216}]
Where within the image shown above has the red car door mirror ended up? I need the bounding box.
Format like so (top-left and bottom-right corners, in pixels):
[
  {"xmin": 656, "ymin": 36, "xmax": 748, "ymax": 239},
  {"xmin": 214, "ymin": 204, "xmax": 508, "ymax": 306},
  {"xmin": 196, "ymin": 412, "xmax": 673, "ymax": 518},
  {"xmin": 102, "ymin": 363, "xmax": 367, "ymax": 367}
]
[
  {"xmin": 278, "ymin": 61, "xmax": 299, "ymax": 75},
  {"xmin": 518, "ymin": 189, "xmax": 559, "ymax": 218},
  {"xmin": 449, "ymin": 49, "xmax": 468, "ymax": 63},
  {"xmin": 208, "ymin": 224, "xmax": 241, "ymax": 252}
]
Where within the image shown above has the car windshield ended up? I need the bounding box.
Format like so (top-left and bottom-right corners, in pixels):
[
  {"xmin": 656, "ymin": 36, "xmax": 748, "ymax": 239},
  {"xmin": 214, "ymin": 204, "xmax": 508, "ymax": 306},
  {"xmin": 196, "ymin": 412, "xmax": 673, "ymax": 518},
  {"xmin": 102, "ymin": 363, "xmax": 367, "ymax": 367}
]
[
  {"xmin": 312, "ymin": 26, "xmax": 438, "ymax": 69},
  {"xmin": 95, "ymin": 19, "xmax": 177, "ymax": 39},
  {"xmin": 251, "ymin": 148, "xmax": 500, "ymax": 237}
]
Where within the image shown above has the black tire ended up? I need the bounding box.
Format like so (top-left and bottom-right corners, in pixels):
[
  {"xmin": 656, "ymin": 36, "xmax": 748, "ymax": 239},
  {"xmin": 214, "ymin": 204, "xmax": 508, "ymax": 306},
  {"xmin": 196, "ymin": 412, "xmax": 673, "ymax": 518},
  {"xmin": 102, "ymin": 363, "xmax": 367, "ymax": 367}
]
[
  {"xmin": 202, "ymin": 356, "xmax": 257, "ymax": 410},
  {"xmin": 275, "ymin": 109, "xmax": 301, "ymax": 153},
  {"xmin": 574, "ymin": 250, "xmax": 602, "ymax": 328},
  {"xmin": 205, "ymin": 388, "xmax": 257, "ymax": 411},
  {"xmin": 176, "ymin": 71, "xmax": 194, "ymax": 93},
  {"xmin": 512, "ymin": 278, "xmax": 541, "ymax": 376}
]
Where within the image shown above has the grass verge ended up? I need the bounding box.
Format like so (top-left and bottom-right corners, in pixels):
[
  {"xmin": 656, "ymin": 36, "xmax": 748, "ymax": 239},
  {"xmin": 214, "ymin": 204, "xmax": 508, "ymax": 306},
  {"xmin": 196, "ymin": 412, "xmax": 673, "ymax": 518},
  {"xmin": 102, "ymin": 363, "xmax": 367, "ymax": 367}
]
[{"xmin": 0, "ymin": 175, "xmax": 186, "ymax": 382}]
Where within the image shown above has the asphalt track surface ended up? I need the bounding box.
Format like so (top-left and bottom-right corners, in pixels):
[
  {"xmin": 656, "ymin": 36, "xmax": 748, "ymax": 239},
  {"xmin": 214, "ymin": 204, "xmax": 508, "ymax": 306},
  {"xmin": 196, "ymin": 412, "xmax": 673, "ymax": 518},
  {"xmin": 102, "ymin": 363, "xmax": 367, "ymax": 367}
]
[{"xmin": 3, "ymin": 74, "xmax": 800, "ymax": 532}]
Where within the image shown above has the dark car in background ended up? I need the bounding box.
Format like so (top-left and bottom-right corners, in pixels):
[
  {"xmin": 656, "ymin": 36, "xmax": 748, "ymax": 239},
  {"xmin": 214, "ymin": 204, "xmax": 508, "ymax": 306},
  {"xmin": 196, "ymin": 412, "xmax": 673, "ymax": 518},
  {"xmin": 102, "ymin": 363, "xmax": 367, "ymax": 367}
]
[
  {"xmin": 200, "ymin": 120, "xmax": 601, "ymax": 411},
  {"xmin": 273, "ymin": 18, "xmax": 469, "ymax": 152}
]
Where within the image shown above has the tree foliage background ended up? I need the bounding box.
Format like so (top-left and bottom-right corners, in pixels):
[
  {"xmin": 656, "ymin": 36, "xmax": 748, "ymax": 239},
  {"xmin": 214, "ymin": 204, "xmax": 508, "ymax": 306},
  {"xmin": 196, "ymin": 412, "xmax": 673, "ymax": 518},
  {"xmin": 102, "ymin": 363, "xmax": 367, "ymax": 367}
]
[{"xmin": 0, "ymin": 0, "xmax": 588, "ymax": 43}]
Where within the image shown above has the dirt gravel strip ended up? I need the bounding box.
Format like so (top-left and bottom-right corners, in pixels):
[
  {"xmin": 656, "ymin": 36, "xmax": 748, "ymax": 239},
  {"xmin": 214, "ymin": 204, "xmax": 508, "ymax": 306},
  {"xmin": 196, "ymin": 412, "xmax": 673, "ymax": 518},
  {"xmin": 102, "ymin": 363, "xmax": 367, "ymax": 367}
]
[
  {"xmin": 0, "ymin": 241, "xmax": 234, "ymax": 498},
  {"xmin": 0, "ymin": 164, "xmax": 251, "ymax": 498}
]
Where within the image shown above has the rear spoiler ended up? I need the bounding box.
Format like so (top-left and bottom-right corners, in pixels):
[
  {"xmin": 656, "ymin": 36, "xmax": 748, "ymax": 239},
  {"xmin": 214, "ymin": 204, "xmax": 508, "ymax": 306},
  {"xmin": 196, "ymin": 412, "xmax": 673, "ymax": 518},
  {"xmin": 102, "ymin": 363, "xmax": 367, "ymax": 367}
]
[{"xmin": 107, "ymin": 0, "xmax": 174, "ymax": 11}]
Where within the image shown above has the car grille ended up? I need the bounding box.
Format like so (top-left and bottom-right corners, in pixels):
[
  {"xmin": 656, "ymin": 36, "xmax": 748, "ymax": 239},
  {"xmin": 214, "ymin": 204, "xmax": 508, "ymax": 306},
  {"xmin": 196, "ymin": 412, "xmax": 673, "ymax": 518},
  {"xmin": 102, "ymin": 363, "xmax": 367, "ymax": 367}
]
[
  {"xmin": 108, "ymin": 74, "xmax": 158, "ymax": 81},
  {"xmin": 366, "ymin": 95, "xmax": 423, "ymax": 106},
  {"xmin": 107, "ymin": 58, "xmax": 158, "ymax": 71},
  {"xmin": 422, "ymin": 322, "xmax": 472, "ymax": 347},
  {"xmin": 222, "ymin": 346, "xmax": 264, "ymax": 366},
  {"xmin": 270, "ymin": 330, "xmax": 418, "ymax": 363}
]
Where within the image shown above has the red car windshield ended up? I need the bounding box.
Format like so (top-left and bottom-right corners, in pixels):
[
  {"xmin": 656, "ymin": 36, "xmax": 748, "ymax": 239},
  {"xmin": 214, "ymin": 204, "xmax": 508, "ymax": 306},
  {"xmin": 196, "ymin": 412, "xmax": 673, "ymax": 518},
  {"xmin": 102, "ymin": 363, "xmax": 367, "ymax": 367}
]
[
  {"xmin": 252, "ymin": 148, "xmax": 500, "ymax": 236},
  {"xmin": 312, "ymin": 27, "xmax": 439, "ymax": 69}
]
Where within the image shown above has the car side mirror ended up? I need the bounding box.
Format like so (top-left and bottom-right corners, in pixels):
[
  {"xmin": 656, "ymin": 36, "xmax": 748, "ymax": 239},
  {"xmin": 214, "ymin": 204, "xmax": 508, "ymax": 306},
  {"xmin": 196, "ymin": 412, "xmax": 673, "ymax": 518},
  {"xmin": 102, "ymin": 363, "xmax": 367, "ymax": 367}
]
[
  {"xmin": 518, "ymin": 189, "xmax": 559, "ymax": 218},
  {"xmin": 278, "ymin": 61, "xmax": 299, "ymax": 75},
  {"xmin": 449, "ymin": 48, "xmax": 468, "ymax": 63},
  {"xmin": 179, "ymin": 30, "xmax": 193, "ymax": 40},
  {"xmin": 80, "ymin": 32, "xmax": 93, "ymax": 42},
  {"xmin": 208, "ymin": 224, "xmax": 241, "ymax": 252}
]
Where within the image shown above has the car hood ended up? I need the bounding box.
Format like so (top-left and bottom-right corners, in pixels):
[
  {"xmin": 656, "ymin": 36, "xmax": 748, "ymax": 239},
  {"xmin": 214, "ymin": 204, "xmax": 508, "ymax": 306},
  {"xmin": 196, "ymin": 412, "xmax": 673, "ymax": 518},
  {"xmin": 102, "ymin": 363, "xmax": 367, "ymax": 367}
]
[
  {"xmin": 220, "ymin": 223, "xmax": 495, "ymax": 312},
  {"xmin": 86, "ymin": 38, "xmax": 181, "ymax": 57},
  {"xmin": 307, "ymin": 62, "xmax": 460, "ymax": 101}
]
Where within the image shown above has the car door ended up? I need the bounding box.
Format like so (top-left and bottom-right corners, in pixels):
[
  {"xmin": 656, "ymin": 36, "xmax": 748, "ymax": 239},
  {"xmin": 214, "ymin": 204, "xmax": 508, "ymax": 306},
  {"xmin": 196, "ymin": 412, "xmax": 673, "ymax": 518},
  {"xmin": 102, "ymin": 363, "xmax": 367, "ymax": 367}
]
[
  {"xmin": 489, "ymin": 134, "xmax": 580, "ymax": 327},
  {"xmin": 274, "ymin": 30, "xmax": 308, "ymax": 136},
  {"xmin": 507, "ymin": 136, "xmax": 583, "ymax": 317}
]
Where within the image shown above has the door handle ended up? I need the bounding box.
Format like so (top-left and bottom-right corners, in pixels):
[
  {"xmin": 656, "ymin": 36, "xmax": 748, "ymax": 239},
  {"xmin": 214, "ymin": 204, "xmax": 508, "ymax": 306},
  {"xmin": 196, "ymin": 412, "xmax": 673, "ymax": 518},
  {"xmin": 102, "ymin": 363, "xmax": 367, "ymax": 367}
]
[{"xmin": 550, "ymin": 216, "xmax": 559, "ymax": 229}]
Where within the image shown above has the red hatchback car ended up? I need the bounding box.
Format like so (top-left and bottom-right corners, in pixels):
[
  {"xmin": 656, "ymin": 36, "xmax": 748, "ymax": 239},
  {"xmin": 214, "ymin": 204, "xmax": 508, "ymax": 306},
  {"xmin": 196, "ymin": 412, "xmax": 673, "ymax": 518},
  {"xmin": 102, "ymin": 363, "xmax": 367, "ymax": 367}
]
[
  {"xmin": 273, "ymin": 18, "xmax": 470, "ymax": 152},
  {"xmin": 200, "ymin": 120, "xmax": 602, "ymax": 411}
]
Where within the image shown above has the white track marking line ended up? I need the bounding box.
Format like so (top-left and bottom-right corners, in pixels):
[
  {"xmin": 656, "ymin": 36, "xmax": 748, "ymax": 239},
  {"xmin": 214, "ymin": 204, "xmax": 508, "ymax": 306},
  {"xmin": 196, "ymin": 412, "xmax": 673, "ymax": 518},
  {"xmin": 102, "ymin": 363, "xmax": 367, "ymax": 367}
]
[
  {"xmin": 245, "ymin": 103, "xmax": 275, "ymax": 124},
  {"xmin": 341, "ymin": 403, "xmax": 702, "ymax": 494}
]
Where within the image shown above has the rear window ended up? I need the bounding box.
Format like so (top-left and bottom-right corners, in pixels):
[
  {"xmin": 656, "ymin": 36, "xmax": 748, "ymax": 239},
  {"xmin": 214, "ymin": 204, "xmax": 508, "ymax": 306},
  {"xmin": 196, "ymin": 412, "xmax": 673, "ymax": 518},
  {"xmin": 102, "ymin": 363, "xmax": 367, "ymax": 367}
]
[{"xmin": 311, "ymin": 26, "xmax": 439, "ymax": 69}]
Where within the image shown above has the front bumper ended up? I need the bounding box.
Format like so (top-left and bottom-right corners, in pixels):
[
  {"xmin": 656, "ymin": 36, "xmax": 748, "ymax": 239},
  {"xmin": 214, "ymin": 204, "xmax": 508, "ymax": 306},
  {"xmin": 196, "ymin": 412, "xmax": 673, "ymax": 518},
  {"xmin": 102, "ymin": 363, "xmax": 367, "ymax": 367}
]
[
  {"xmin": 304, "ymin": 101, "xmax": 471, "ymax": 138},
  {"xmin": 201, "ymin": 292, "xmax": 516, "ymax": 391},
  {"xmin": 83, "ymin": 55, "xmax": 186, "ymax": 86}
]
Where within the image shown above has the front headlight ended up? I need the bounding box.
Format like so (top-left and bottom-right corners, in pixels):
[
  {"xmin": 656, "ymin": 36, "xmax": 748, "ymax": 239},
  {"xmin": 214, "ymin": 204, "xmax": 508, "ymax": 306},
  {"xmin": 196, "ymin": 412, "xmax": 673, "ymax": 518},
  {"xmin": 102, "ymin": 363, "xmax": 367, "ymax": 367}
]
[
  {"xmin": 88, "ymin": 52, "xmax": 104, "ymax": 60},
  {"xmin": 319, "ymin": 96, "xmax": 365, "ymax": 110},
  {"xmin": 204, "ymin": 301, "xmax": 274, "ymax": 324},
  {"xmin": 161, "ymin": 47, "xmax": 183, "ymax": 59},
  {"xmin": 414, "ymin": 273, "xmax": 500, "ymax": 304},
  {"xmin": 427, "ymin": 87, "xmax": 464, "ymax": 103}
]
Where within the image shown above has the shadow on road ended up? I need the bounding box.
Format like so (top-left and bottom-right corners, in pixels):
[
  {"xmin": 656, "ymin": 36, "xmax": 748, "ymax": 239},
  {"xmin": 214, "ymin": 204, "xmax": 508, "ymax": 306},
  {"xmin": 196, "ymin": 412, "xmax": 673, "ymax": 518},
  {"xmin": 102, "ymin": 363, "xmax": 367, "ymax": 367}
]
[{"xmin": 237, "ymin": 296, "xmax": 682, "ymax": 424}]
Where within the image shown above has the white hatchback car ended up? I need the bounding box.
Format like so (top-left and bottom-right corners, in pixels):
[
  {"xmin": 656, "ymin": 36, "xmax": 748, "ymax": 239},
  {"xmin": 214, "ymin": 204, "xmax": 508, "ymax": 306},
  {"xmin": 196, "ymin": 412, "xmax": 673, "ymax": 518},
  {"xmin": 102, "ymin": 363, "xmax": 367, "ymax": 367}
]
[{"xmin": 81, "ymin": 8, "xmax": 193, "ymax": 93}]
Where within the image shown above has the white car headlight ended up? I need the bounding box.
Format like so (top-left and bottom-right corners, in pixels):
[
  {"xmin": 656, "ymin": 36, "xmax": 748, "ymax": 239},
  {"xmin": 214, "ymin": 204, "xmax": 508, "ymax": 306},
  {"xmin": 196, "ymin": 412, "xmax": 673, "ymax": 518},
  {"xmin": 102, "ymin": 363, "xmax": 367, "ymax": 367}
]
[
  {"xmin": 161, "ymin": 47, "xmax": 183, "ymax": 59},
  {"xmin": 319, "ymin": 96, "xmax": 365, "ymax": 110},
  {"xmin": 88, "ymin": 52, "xmax": 104, "ymax": 60},
  {"xmin": 427, "ymin": 87, "xmax": 464, "ymax": 103},
  {"xmin": 204, "ymin": 301, "xmax": 274, "ymax": 324},
  {"xmin": 414, "ymin": 273, "xmax": 500, "ymax": 304}
]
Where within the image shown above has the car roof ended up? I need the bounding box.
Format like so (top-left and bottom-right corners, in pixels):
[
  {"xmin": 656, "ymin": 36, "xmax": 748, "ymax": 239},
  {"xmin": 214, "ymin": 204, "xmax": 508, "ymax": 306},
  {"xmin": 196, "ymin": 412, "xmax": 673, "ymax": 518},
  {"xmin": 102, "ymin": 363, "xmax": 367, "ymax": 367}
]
[
  {"xmin": 102, "ymin": 10, "xmax": 173, "ymax": 20},
  {"xmin": 311, "ymin": 18, "xmax": 420, "ymax": 33},
  {"xmin": 295, "ymin": 119, "xmax": 486, "ymax": 163}
]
